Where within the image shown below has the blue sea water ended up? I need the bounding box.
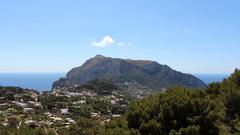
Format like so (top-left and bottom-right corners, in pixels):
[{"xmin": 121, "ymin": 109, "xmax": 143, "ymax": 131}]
[
  {"xmin": 0, "ymin": 73, "xmax": 230, "ymax": 91},
  {"xmin": 0, "ymin": 73, "xmax": 65, "ymax": 91},
  {"xmin": 194, "ymin": 74, "xmax": 230, "ymax": 84}
]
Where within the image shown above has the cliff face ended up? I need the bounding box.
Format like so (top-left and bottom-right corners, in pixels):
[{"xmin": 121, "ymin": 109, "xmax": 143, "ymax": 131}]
[{"xmin": 53, "ymin": 55, "xmax": 206, "ymax": 90}]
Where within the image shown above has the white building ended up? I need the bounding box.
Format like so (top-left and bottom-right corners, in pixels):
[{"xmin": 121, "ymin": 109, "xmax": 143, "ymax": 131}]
[{"xmin": 60, "ymin": 109, "xmax": 68, "ymax": 114}]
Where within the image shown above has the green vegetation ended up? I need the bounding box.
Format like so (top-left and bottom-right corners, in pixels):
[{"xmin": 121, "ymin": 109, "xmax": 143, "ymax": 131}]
[
  {"xmin": 122, "ymin": 69, "xmax": 240, "ymax": 135},
  {"xmin": 80, "ymin": 79, "xmax": 119, "ymax": 95},
  {"xmin": 1, "ymin": 69, "xmax": 240, "ymax": 134},
  {"xmin": 126, "ymin": 88, "xmax": 224, "ymax": 135},
  {"xmin": 0, "ymin": 126, "xmax": 57, "ymax": 135},
  {"xmin": 62, "ymin": 55, "xmax": 206, "ymax": 92}
]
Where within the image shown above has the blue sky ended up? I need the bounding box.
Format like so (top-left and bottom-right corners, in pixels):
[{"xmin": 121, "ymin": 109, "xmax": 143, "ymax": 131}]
[{"xmin": 0, "ymin": 0, "xmax": 239, "ymax": 74}]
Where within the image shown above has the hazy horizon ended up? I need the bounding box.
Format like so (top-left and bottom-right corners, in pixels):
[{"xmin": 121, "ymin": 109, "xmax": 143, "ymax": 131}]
[{"xmin": 0, "ymin": 72, "xmax": 230, "ymax": 91}]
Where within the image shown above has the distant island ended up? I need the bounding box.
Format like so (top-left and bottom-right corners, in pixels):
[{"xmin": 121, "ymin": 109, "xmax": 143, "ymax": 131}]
[{"xmin": 53, "ymin": 55, "xmax": 206, "ymax": 98}]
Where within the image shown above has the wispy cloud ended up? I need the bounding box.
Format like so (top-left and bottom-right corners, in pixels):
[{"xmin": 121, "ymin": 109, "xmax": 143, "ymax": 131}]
[
  {"xmin": 117, "ymin": 42, "xmax": 134, "ymax": 47},
  {"xmin": 92, "ymin": 36, "xmax": 115, "ymax": 48},
  {"xmin": 90, "ymin": 35, "xmax": 134, "ymax": 48}
]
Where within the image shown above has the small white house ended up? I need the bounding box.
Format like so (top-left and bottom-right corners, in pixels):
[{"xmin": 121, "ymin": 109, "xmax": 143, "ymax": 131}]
[
  {"xmin": 112, "ymin": 114, "xmax": 121, "ymax": 118},
  {"xmin": 60, "ymin": 109, "xmax": 68, "ymax": 114},
  {"xmin": 73, "ymin": 100, "xmax": 86, "ymax": 105},
  {"xmin": 91, "ymin": 112, "xmax": 100, "ymax": 118}
]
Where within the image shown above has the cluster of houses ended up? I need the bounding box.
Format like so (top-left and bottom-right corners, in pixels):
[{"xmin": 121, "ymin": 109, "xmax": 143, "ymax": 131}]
[
  {"xmin": 0, "ymin": 90, "xmax": 77, "ymax": 128},
  {"xmin": 51, "ymin": 89, "xmax": 127, "ymax": 118},
  {"xmin": 0, "ymin": 86, "xmax": 129, "ymax": 129}
]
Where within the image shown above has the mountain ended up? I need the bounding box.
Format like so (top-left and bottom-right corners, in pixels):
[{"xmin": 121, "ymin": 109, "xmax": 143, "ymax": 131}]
[{"xmin": 53, "ymin": 55, "xmax": 206, "ymax": 91}]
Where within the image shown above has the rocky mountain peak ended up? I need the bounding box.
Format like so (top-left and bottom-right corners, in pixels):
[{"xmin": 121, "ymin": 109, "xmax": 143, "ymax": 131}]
[{"xmin": 53, "ymin": 55, "xmax": 207, "ymax": 91}]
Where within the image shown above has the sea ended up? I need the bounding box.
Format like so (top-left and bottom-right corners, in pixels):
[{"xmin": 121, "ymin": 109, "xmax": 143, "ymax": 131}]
[
  {"xmin": 194, "ymin": 74, "xmax": 230, "ymax": 84},
  {"xmin": 0, "ymin": 73, "xmax": 65, "ymax": 92},
  {"xmin": 0, "ymin": 73, "xmax": 230, "ymax": 92}
]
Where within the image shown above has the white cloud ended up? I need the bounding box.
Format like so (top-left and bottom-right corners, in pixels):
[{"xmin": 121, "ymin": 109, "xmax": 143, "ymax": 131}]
[
  {"xmin": 90, "ymin": 35, "xmax": 134, "ymax": 48},
  {"xmin": 92, "ymin": 36, "xmax": 115, "ymax": 47}
]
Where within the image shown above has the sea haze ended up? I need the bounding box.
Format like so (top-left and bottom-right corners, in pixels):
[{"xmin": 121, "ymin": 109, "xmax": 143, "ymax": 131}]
[
  {"xmin": 0, "ymin": 73, "xmax": 65, "ymax": 91},
  {"xmin": 0, "ymin": 73, "xmax": 229, "ymax": 91}
]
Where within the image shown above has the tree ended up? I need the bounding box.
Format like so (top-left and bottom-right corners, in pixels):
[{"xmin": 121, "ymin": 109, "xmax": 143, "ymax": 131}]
[{"xmin": 126, "ymin": 87, "xmax": 225, "ymax": 135}]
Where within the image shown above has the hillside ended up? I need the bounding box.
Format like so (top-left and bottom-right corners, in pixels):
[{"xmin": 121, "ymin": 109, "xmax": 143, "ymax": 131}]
[{"xmin": 53, "ymin": 55, "xmax": 206, "ymax": 91}]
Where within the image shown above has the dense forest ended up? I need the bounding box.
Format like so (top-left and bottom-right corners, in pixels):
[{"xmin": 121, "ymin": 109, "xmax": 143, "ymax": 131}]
[{"xmin": 1, "ymin": 69, "xmax": 240, "ymax": 135}]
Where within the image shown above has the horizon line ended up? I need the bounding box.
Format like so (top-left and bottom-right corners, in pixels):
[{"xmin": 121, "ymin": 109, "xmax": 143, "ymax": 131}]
[{"xmin": 0, "ymin": 72, "xmax": 231, "ymax": 75}]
